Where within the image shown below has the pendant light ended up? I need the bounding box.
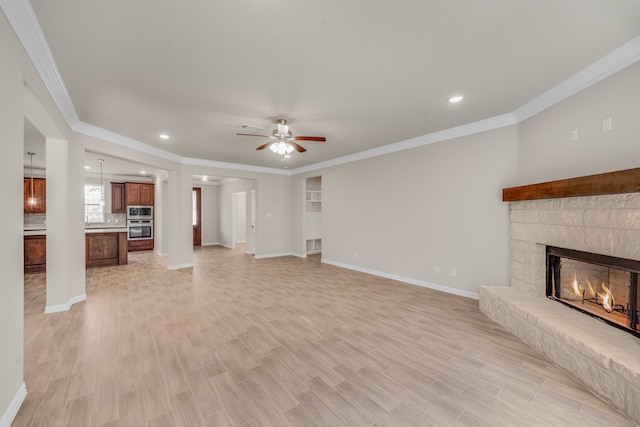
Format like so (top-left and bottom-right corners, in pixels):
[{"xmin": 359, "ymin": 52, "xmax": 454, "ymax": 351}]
[
  {"xmin": 98, "ymin": 158, "xmax": 105, "ymax": 206},
  {"xmin": 27, "ymin": 152, "xmax": 37, "ymax": 206}
]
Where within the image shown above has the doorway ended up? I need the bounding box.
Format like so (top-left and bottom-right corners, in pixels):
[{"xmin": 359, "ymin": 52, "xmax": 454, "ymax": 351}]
[
  {"xmin": 231, "ymin": 191, "xmax": 246, "ymax": 250},
  {"xmin": 192, "ymin": 187, "xmax": 201, "ymax": 246}
]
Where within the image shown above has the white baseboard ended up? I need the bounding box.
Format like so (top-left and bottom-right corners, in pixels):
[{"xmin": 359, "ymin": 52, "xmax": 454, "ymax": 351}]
[
  {"xmin": 154, "ymin": 249, "xmax": 168, "ymax": 256},
  {"xmin": 290, "ymin": 252, "xmax": 306, "ymax": 258},
  {"xmin": 202, "ymin": 242, "xmax": 220, "ymax": 247},
  {"xmin": 321, "ymin": 258, "xmax": 479, "ymax": 300},
  {"xmin": 44, "ymin": 293, "xmax": 87, "ymax": 314},
  {"xmin": 167, "ymin": 263, "xmax": 194, "ymax": 270},
  {"xmin": 220, "ymin": 244, "xmax": 234, "ymax": 249},
  {"xmin": 0, "ymin": 382, "xmax": 26, "ymax": 427},
  {"xmin": 254, "ymin": 252, "xmax": 297, "ymax": 260}
]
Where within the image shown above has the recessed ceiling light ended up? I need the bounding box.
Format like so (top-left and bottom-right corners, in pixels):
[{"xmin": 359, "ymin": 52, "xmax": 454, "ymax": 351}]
[
  {"xmin": 159, "ymin": 134, "xmax": 170, "ymax": 140},
  {"xmin": 84, "ymin": 166, "xmax": 91, "ymax": 170},
  {"xmin": 201, "ymin": 176, "xmax": 208, "ymax": 182},
  {"xmin": 140, "ymin": 170, "xmax": 146, "ymax": 174},
  {"xmin": 449, "ymin": 95, "xmax": 464, "ymax": 103}
]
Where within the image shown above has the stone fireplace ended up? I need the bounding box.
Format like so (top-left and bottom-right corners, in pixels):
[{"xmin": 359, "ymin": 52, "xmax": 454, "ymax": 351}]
[
  {"xmin": 479, "ymin": 168, "xmax": 640, "ymax": 424},
  {"xmin": 547, "ymin": 246, "xmax": 639, "ymax": 338}
]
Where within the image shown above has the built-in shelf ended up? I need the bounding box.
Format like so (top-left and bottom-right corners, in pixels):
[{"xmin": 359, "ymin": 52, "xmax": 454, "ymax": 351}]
[
  {"xmin": 305, "ymin": 178, "xmax": 322, "ymax": 255},
  {"xmin": 306, "ymin": 238, "xmax": 322, "ymax": 254},
  {"xmin": 306, "ymin": 190, "xmax": 322, "ymax": 202}
]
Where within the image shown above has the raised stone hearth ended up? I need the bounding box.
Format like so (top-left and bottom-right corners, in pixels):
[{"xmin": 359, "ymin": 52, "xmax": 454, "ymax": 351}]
[
  {"xmin": 480, "ymin": 188, "xmax": 640, "ymax": 424},
  {"xmin": 480, "ymin": 287, "xmax": 640, "ymax": 423}
]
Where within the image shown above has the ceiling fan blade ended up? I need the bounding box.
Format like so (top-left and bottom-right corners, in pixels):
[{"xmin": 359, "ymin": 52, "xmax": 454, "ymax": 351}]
[
  {"xmin": 289, "ymin": 141, "xmax": 307, "ymax": 153},
  {"xmin": 294, "ymin": 136, "xmax": 326, "ymax": 142},
  {"xmin": 236, "ymin": 133, "xmax": 270, "ymax": 138},
  {"xmin": 255, "ymin": 142, "xmax": 273, "ymax": 150}
]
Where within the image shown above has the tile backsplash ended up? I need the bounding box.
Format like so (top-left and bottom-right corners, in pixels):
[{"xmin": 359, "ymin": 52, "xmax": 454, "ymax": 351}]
[
  {"xmin": 24, "ymin": 213, "xmax": 46, "ymax": 226},
  {"xmin": 24, "ymin": 213, "xmax": 127, "ymax": 227}
]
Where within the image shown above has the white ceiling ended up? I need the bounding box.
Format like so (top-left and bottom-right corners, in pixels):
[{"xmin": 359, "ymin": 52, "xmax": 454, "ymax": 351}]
[{"xmin": 27, "ymin": 0, "xmax": 640, "ymax": 170}]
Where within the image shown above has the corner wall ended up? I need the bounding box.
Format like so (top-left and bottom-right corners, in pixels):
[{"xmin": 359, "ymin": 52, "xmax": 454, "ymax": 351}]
[
  {"xmin": 0, "ymin": 12, "xmax": 26, "ymax": 425},
  {"xmin": 517, "ymin": 61, "xmax": 640, "ymax": 185},
  {"xmin": 294, "ymin": 125, "xmax": 518, "ymax": 296}
]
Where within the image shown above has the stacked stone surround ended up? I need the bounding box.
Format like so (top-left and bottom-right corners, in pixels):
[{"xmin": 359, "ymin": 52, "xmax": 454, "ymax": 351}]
[{"xmin": 480, "ymin": 193, "xmax": 640, "ymax": 424}]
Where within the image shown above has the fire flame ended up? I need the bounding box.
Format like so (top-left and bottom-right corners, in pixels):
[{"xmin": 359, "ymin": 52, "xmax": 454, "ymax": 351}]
[
  {"xmin": 571, "ymin": 274, "xmax": 583, "ymax": 296},
  {"xmin": 598, "ymin": 282, "xmax": 615, "ymax": 313},
  {"xmin": 585, "ymin": 280, "xmax": 596, "ymax": 298}
]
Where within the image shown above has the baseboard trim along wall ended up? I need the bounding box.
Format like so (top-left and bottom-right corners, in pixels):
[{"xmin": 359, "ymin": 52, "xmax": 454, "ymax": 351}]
[
  {"xmin": 44, "ymin": 293, "xmax": 87, "ymax": 314},
  {"xmin": 167, "ymin": 263, "xmax": 194, "ymax": 270},
  {"xmin": 254, "ymin": 252, "xmax": 298, "ymax": 260},
  {"xmin": 0, "ymin": 382, "xmax": 26, "ymax": 427},
  {"xmin": 321, "ymin": 259, "xmax": 479, "ymax": 300},
  {"xmin": 201, "ymin": 242, "xmax": 220, "ymax": 247}
]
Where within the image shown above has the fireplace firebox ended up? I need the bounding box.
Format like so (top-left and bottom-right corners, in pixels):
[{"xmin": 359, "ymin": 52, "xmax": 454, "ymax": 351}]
[{"xmin": 546, "ymin": 246, "xmax": 639, "ymax": 338}]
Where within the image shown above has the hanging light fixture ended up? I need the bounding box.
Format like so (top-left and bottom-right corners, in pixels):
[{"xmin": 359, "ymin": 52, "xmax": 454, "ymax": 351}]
[
  {"xmin": 98, "ymin": 158, "xmax": 105, "ymax": 206},
  {"xmin": 269, "ymin": 140, "xmax": 294, "ymax": 155},
  {"xmin": 27, "ymin": 152, "xmax": 37, "ymax": 206}
]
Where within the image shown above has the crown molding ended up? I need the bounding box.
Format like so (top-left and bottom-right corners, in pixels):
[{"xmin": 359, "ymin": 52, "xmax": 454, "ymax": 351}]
[
  {"xmin": 181, "ymin": 157, "xmax": 290, "ymax": 176},
  {"xmin": 1, "ymin": 0, "xmax": 79, "ymax": 126},
  {"xmin": 290, "ymin": 113, "xmax": 517, "ymax": 175},
  {"xmin": 6, "ymin": 2, "xmax": 640, "ymax": 176},
  {"xmin": 73, "ymin": 121, "xmax": 184, "ymax": 163},
  {"xmin": 513, "ymin": 35, "xmax": 640, "ymax": 123}
]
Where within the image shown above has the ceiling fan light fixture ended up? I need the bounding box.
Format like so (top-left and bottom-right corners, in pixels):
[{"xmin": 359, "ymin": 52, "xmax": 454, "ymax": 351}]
[{"xmin": 269, "ymin": 140, "xmax": 294, "ymax": 155}]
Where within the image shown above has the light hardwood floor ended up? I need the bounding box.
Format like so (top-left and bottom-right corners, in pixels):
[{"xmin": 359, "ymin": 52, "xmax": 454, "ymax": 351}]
[{"xmin": 14, "ymin": 246, "xmax": 636, "ymax": 426}]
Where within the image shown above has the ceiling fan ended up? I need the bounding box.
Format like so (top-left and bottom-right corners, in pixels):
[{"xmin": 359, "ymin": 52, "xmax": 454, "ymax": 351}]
[{"xmin": 237, "ymin": 119, "xmax": 326, "ymax": 156}]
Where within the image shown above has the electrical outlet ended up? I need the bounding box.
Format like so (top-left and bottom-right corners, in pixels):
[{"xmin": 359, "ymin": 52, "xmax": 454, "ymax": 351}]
[
  {"xmin": 603, "ymin": 117, "xmax": 612, "ymax": 132},
  {"xmin": 435, "ymin": 266, "xmax": 440, "ymax": 274},
  {"xmin": 451, "ymin": 268, "xmax": 457, "ymax": 277},
  {"xmin": 570, "ymin": 129, "xmax": 578, "ymax": 141}
]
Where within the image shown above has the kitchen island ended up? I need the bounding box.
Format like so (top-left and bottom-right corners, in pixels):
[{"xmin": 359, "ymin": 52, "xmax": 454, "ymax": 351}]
[
  {"xmin": 24, "ymin": 226, "xmax": 128, "ymax": 272},
  {"xmin": 85, "ymin": 227, "xmax": 128, "ymax": 268}
]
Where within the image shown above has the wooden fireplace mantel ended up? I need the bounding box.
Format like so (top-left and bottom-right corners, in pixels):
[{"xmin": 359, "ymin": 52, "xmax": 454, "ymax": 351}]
[{"xmin": 502, "ymin": 167, "xmax": 640, "ymax": 202}]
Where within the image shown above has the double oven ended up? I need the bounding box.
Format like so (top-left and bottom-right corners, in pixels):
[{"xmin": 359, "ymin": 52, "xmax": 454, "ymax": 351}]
[{"xmin": 127, "ymin": 206, "xmax": 153, "ymax": 241}]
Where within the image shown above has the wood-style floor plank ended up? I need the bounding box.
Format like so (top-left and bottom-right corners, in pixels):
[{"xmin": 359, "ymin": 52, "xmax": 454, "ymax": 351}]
[{"xmin": 16, "ymin": 245, "xmax": 636, "ymax": 426}]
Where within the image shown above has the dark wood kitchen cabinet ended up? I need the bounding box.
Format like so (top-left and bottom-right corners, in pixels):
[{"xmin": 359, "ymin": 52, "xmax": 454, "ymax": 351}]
[
  {"xmin": 85, "ymin": 232, "xmax": 128, "ymax": 267},
  {"xmin": 23, "ymin": 178, "xmax": 46, "ymax": 213},
  {"xmin": 111, "ymin": 182, "xmax": 125, "ymax": 213},
  {"xmin": 125, "ymin": 182, "xmax": 154, "ymax": 206},
  {"xmin": 128, "ymin": 239, "xmax": 154, "ymax": 252},
  {"xmin": 24, "ymin": 235, "xmax": 46, "ymax": 273}
]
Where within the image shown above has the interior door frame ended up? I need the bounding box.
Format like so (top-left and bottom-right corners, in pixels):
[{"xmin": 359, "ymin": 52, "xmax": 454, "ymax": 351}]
[{"xmin": 193, "ymin": 187, "xmax": 201, "ymax": 246}]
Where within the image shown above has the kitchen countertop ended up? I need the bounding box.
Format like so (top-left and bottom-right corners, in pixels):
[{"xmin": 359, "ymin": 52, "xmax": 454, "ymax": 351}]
[
  {"xmin": 85, "ymin": 226, "xmax": 128, "ymax": 234},
  {"xmin": 24, "ymin": 225, "xmax": 128, "ymax": 236}
]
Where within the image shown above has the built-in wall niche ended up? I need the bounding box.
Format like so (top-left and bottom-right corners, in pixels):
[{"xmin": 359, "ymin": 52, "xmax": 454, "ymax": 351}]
[{"xmin": 305, "ymin": 176, "xmax": 322, "ymax": 255}]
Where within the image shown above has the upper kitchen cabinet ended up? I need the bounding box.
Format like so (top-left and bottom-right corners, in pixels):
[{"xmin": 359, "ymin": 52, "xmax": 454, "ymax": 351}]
[
  {"xmin": 125, "ymin": 182, "xmax": 154, "ymax": 206},
  {"xmin": 111, "ymin": 182, "xmax": 125, "ymax": 213},
  {"xmin": 24, "ymin": 178, "xmax": 46, "ymax": 213}
]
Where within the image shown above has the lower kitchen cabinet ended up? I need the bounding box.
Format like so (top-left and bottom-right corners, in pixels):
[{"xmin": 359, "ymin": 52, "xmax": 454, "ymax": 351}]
[
  {"xmin": 24, "ymin": 235, "xmax": 46, "ymax": 273},
  {"xmin": 128, "ymin": 239, "xmax": 154, "ymax": 252},
  {"xmin": 85, "ymin": 232, "xmax": 128, "ymax": 267}
]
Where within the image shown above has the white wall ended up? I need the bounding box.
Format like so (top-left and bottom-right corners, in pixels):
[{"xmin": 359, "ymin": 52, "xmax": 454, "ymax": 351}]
[
  {"xmin": 235, "ymin": 192, "xmax": 247, "ymax": 243},
  {"xmin": 0, "ymin": 13, "xmax": 27, "ymax": 423},
  {"xmin": 200, "ymin": 184, "xmax": 220, "ymax": 245},
  {"xmin": 294, "ymin": 126, "xmax": 518, "ymax": 297},
  {"xmin": 0, "ymin": 10, "xmax": 73, "ymax": 424},
  {"xmin": 517, "ymin": 61, "xmax": 640, "ymax": 184}
]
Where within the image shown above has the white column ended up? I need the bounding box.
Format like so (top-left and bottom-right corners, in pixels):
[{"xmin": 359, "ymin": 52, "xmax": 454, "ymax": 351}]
[
  {"xmin": 45, "ymin": 137, "xmax": 86, "ymax": 313},
  {"xmin": 0, "ymin": 31, "xmax": 26, "ymax": 420},
  {"xmin": 167, "ymin": 166, "xmax": 194, "ymax": 269}
]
